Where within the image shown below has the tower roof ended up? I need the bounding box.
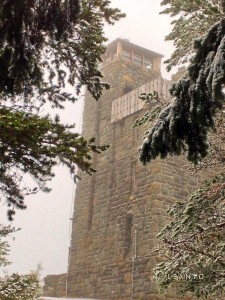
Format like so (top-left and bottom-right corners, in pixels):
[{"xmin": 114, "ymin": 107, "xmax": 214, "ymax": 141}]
[{"xmin": 106, "ymin": 38, "xmax": 163, "ymax": 58}]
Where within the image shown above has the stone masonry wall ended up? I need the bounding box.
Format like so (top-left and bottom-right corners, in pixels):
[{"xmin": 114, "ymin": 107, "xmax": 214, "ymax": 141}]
[
  {"xmin": 67, "ymin": 57, "xmax": 204, "ymax": 300},
  {"xmin": 43, "ymin": 273, "xmax": 67, "ymax": 297}
]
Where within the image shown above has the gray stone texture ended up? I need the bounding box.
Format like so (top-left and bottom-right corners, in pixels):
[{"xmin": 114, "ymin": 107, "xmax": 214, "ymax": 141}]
[{"xmin": 66, "ymin": 43, "xmax": 205, "ymax": 300}]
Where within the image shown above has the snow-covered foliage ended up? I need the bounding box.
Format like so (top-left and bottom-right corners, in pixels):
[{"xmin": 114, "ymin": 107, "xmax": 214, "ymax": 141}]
[
  {"xmin": 132, "ymin": 91, "xmax": 167, "ymax": 129},
  {"xmin": 139, "ymin": 17, "xmax": 225, "ymax": 165},
  {"xmin": 137, "ymin": 3, "xmax": 225, "ymax": 299},
  {"xmin": 0, "ymin": 226, "xmax": 42, "ymax": 299},
  {"xmin": 154, "ymin": 175, "xmax": 225, "ymax": 299},
  {"xmin": 160, "ymin": 0, "xmax": 225, "ymax": 70},
  {"xmin": 0, "ymin": 225, "xmax": 18, "ymax": 268},
  {"xmin": 0, "ymin": 273, "xmax": 41, "ymax": 300}
]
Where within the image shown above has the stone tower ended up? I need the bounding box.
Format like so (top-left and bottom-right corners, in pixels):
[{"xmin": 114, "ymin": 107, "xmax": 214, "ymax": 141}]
[{"xmin": 67, "ymin": 38, "xmax": 198, "ymax": 300}]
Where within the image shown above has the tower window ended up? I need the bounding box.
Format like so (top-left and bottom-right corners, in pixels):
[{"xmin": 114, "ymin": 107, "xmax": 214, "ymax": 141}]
[
  {"xmin": 121, "ymin": 50, "xmax": 131, "ymax": 62},
  {"xmin": 144, "ymin": 58, "xmax": 152, "ymax": 69},
  {"xmin": 133, "ymin": 54, "xmax": 142, "ymax": 66}
]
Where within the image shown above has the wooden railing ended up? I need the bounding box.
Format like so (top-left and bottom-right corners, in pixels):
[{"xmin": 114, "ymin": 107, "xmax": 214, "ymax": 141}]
[{"xmin": 111, "ymin": 77, "xmax": 171, "ymax": 123}]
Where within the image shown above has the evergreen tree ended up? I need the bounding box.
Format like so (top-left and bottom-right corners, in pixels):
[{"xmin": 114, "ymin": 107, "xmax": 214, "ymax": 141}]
[
  {"xmin": 0, "ymin": 226, "xmax": 42, "ymax": 299},
  {"xmin": 136, "ymin": 1, "xmax": 225, "ymax": 298},
  {"xmin": 0, "ymin": 225, "xmax": 18, "ymax": 268},
  {"xmin": 0, "ymin": 0, "xmax": 124, "ymax": 102},
  {"xmin": 139, "ymin": 16, "xmax": 225, "ymax": 165},
  {"xmin": 0, "ymin": 0, "xmax": 124, "ymax": 219},
  {"xmin": 0, "ymin": 273, "xmax": 42, "ymax": 300},
  {"xmin": 160, "ymin": 0, "xmax": 225, "ymax": 70},
  {"xmin": 154, "ymin": 175, "xmax": 225, "ymax": 299}
]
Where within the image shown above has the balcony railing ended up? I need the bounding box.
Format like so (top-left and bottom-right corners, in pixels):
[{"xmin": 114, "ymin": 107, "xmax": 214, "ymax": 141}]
[{"xmin": 111, "ymin": 77, "xmax": 171, "ymax": 123}]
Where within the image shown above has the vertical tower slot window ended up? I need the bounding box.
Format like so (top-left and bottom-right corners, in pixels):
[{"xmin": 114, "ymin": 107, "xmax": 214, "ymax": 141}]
[
  {"xmin": 124, "ymin": 213, "xmax": 134, "ymax": 258},
  {"xmin": 131, "ymin": 161, "xmax": 137, "ymax": 192}
]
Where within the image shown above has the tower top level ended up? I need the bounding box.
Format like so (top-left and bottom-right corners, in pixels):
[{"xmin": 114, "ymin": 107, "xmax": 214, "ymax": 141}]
[{"xmin": 101, "ymin": 38, "xmax": 163, "ymax": 72}]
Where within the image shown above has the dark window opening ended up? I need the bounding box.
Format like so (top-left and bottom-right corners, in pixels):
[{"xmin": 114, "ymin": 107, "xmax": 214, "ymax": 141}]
[
  {"xmin": 133, "ymin": 53, "xmax": 142, "ymax": 65},
  {"xmin": 124, "ymin": 213, "xmax": 134, "ymax": 258}
]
